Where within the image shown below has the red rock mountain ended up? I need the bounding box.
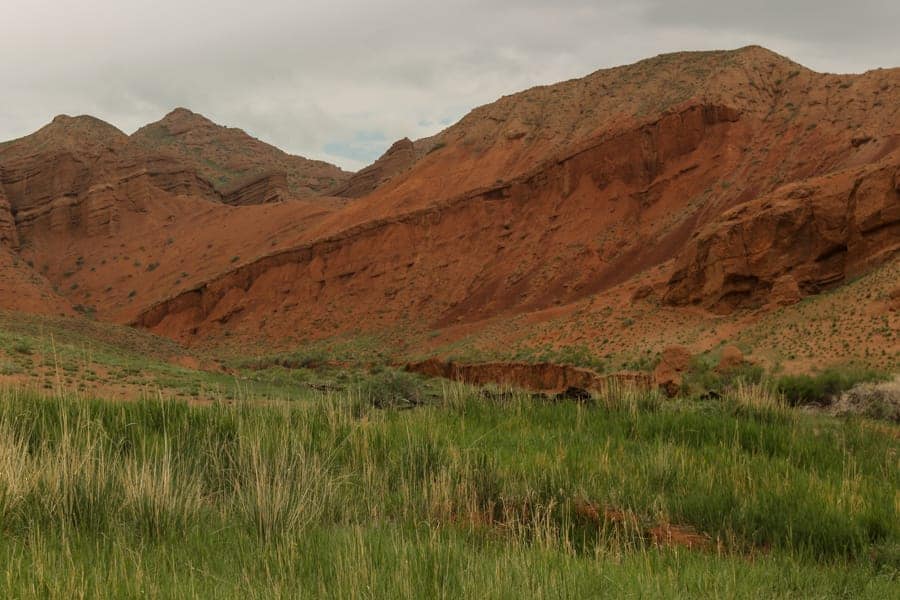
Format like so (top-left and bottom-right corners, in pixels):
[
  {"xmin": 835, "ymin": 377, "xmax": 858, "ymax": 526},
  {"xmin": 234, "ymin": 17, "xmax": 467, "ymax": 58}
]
[
  {"xmin": 1, "ymin": 47, "xmax": 897, "ymax": 371},
  {"xmin": 333, "ymin": 135, "xmax": 443, "ymax": 198},
  {"xmin": 131, "ymin": 108, "xmax": 351, "ymax": 199}
]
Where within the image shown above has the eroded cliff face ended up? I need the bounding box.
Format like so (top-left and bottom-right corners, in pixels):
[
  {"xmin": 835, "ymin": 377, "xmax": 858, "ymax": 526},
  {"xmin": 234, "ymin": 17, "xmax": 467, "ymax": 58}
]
[
  {"xmin": 223, "ymin": 172, "xmax": 289, "ymax": 206},
  {"xmin": 136, "ymin": 156, "xmax": 220, "ymax": 201},
  {"xmin": 0, "ymin": 185, "xmax": 18, "ymax": 249},
  {"xmin": 664, "ymin": 157, "xmax": 900, "ymax": 311},
  {"xmin": 132, "ymin": 101, "xmax": 756, "ymax": 341},
  {"xmin": 334, "ymin": 136, "xmax": 442, "ymax": 198},
  {"xmin": 0, "ymin": 109, "xmax": 350, "ymax": 258},
  {"xmin": 405, "ymin": 358, "xmax": 651, "ymax": 394},
  {"xmin": 1, "ymin": 150, "xmax": 220, "ymax": 240}
]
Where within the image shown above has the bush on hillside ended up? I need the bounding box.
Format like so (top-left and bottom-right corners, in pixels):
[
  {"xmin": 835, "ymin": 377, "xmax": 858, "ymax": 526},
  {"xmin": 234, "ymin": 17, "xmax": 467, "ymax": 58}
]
[
  {"xmin": 357, "ymin": 369, "xmax": 433, "ymax": 409},
  {"xmin": 776, "ymin": 368, "xmax": 887, "ymax": 406}
]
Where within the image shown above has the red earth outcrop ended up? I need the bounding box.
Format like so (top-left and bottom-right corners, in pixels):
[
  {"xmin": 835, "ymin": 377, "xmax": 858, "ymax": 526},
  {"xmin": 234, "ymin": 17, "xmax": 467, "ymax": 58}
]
[
  {"xmin": 0, "ymin": 114, "xmax": 227, "ymax": 239},
  {"xmin": 405, "ymin": 358, "xmax": 651, "ymax": 394},
  {"xmin": 130, "ymin": 99, "xmax": 758, "ymax": 341},
  {"xmin": 652, "ymin": 346, "xmax": 693, "ymax": 397},
  {"xmin": 0, "ymin": 246, "xmax": 72, "ymax": 316},
  {"xmin": 334, "ymin": 136, "xmax": 443, "ymax": 198},
  {"xmin": 0, "ymin": 111, "xmax": 352, "ymax": 325},
  {"xmin": 716, "ymin": 345, "xmax": 745, "ymax": 372},
  {"xmin": 222, "ymin": 172, "xmax": 289, "ymax": 206},
  {"xmin": 768, "ymin": 274, "xmax": 802, "ymax": 307},
  {"xmin": 664, "ymin": 159, "xmax": 900, "ymax": 312},
  {"xmin": 0, "ymin": 186, "xmax": 18, "ymax": 249}
]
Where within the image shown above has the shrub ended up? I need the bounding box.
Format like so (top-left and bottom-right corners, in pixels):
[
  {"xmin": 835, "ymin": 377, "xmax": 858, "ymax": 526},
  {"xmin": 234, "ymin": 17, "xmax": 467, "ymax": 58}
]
[
  {"xmin": 776, "ymin": 368, "xmax": 887, "ymax": 406},
  {"xmin": 73, "ymin": 305, "xmax": 97, "ymax": 319},
  {"xmin": 12, "ymin": 341, "xmax": 33, "ymax": 355},
  {"xmin": 832, "ymin": 377, "xmax": 900, "ymax": 422},
  {"xmin": 356, "ymin": 369, "xmax": 432, "ymax": 409},
  {"xmin": 683, "ymin": 357, "xmax": 764, "ymax": 397}
]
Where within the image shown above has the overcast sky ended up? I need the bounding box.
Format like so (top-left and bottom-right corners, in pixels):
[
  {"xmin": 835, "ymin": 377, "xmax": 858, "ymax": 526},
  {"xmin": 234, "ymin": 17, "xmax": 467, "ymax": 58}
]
[{"xmin": 4, "ymin": 1, "xmax": 898, "ymax": 170}]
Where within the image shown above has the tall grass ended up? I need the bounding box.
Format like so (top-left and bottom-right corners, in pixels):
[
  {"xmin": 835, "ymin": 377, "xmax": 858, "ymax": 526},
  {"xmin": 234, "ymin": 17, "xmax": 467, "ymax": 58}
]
[{"xmin": 0, "ymin": 382, "xmax": 896, "ymax": 597}]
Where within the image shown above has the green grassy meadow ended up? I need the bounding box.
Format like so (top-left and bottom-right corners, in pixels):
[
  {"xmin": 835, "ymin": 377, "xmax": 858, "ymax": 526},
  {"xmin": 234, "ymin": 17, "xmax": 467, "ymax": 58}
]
[{"xmin": 0, "ymin": 378, "xmax": 896, "ymax": 598}]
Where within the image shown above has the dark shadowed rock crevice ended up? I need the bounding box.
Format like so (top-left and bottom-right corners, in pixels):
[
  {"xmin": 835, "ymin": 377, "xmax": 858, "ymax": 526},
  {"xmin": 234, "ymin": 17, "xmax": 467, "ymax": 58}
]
[{"xmin": 405, "ymin": 358, "xmax": 651, "ymax": 394}]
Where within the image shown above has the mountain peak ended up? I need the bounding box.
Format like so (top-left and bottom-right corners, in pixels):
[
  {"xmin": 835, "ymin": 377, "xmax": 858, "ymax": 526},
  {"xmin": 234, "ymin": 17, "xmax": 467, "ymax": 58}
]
[
  {"xmin": 161, "ymin": 107, "xmax": 206, "ymax": 120},
  {"xmin": 619, "ymin": 45, "xmax": 803, "ymax": 81},
  {"xmin": 0, "ymin": 113, "xmax": 126, "ymax": 158},
  {"xmin": 165, "ymin": 107, "xmax": 196, "ymax": 117},
  {"xmin": 130, "ymin": 108, "xmax": 350, "ymax": 195},
  {"xmin": 154, "ymin": 107, "xmax": 217, "ymax": 133},
  {"xmin": 47, "ymin": 113, "xmax": 125, "ymax": 135}
]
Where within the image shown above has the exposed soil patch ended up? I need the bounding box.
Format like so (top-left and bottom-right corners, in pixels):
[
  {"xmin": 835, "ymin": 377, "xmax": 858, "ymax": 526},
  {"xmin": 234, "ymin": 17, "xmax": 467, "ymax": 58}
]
[
  {"xmin": 648, "ymin": 524, "xmax": 715, "ymax": 552},
  {"xmin": 574, "ymin": 500, "xmax": 715, "ymax": 552},
  {"xmin": 405, "ymin": 358, "xmax": 651, "ymax": 394}
]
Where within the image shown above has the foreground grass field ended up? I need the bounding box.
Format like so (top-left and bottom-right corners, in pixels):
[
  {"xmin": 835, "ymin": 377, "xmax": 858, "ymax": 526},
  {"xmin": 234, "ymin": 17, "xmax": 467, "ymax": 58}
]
[{"xmin": 0, "ymin": 380, "xmax": 897, "ymax": 598}]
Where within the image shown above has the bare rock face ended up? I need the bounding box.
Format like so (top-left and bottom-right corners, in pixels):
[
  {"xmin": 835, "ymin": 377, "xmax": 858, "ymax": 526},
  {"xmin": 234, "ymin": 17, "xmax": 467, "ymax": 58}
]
[
  {"xmin": 334, "ymin": 136, "xmax": 442, "ymax": 198},
  {"xmin": 1, "ymin": 151, "xmax": 95, "ymax": 218},
  {"xmin": 0, "ymin": 186, "xmax": 18, "ymax": 249},
  {"xmin": 135, "ymin": 156, "xmax": 220, "ymax": 201},
  {"xmin": 6, "ymin": 154, "xmax": 220, "ymax": 239},
  {"xmin": 0, "ymin": 118, "xmax": 123, "ymax": 239},
  {"xmin": 405, "ymin": 358, "xmax": 651, "ymax": 394},
  {"xmin": 0, "ymin": 114, "xmax": 225, "ymax": 243},
  {"xmin": 653, "ymin": 345, "xmax": 693, "ymax": 397},
  {"xmin": 665, "ymin": 162, "xmax": 900, "ymax": 312},
  {"xmin": 223, "ymin": 172, "xmax": 289, "ymax": 206},
  {"xmin": 769, "ymin": 274, "xmax": 802, "ymax": 307},
  {"xmin": 716, "ymin": 345, "xmax": 745, "ymax": 372}
]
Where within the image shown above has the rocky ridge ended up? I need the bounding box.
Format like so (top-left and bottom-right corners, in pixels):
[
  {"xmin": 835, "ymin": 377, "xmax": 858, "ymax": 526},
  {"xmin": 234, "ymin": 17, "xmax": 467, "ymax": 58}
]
[{"xmin": 131, "ymin": 108, "xmax": 351, "ymax": 198}]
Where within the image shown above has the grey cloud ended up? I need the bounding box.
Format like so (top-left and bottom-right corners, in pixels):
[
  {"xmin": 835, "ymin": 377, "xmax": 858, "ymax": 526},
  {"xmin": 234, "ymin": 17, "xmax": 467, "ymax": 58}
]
[
  {"xmin": 641, "ymin": 1, "xmax": 900, "ymax": 72},
  {"xmin": 3, "ymin": 1, "xmax": 898, "ymax": 169},
  {"xmin": 642, "ymin": 1, "xmax": 899, "ymax": 40}
]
